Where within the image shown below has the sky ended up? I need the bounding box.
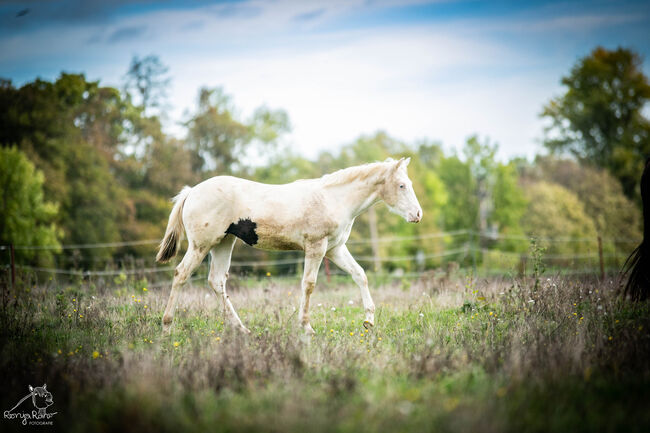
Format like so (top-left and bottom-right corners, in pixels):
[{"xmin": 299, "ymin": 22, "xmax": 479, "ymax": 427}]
[{"xmin": 1, "ymin": 0, "xmax": 649, "ymax": 161}]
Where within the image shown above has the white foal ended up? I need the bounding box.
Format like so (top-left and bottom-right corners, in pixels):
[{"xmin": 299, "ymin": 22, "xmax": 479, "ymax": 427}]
[{"xmin": 157, "ymin": 157, "xmax": 422, "ymax": 334}]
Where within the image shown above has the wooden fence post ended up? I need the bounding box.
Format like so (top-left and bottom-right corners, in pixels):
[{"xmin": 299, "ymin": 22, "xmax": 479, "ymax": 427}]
[
  {"xmin": 10, "ymin": 243, "xmax": 15, "ymax": 291},
  {"xmin": 597, "ymin": 236, "xmax": 604, "ymax": 280}
]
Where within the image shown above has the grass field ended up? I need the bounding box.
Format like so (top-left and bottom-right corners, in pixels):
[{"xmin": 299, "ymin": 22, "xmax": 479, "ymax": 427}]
[{"xmin": 1, "ymin": 271, "xmax": 649, "ymax": 432}]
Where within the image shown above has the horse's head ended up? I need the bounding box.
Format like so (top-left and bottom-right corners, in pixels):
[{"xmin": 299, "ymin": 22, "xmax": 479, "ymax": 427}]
[
  {"xmin": 380, "ymin": 157, "xmax": 422, "ymax": 223},
  {"xmin": 29, "ymin": 384, "xmax": 53, "ymax": 409}
]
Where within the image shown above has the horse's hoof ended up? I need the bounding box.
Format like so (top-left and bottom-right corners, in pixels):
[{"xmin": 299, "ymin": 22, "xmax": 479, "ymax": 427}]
[
  {"xmin": 363, "ymin": 320, "xmax": 374, "ymax": 330},
  {"xmin": 240, "ymin": 326, "xmax": 252, "ymax": 334}
]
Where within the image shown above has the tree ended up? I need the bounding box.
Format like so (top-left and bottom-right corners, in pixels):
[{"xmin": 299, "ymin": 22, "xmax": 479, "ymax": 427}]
[
  {"xmin": 533, "ymin": 156, "xmax": 641, "ymax": 245},
  {"xmin": 185, "ymin": 87, "xmax": 290, "ymax": 174},
  {"xmin": 522, "ymin": 182, "xmax": 597, "ymax": 255},
  {"xmin": 0, "ymin": 147, "xmax": 60, "ymax": 265},
  {"xmin": 542, "ymin": 47, "xmax": 650, "ymax": 201},
  {"xmin": 123, "ymin": 55, "xmax": 170, "ymax": 114}
]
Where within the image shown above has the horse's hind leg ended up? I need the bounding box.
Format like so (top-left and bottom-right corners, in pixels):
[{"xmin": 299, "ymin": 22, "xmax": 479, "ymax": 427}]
[
  {"xmin": 162, "ymin": 244, "xmax": 208, "ymax": 333},
  {"xmin": 208, "ymin": 235, "xmax": 250, "ymax": 334}
]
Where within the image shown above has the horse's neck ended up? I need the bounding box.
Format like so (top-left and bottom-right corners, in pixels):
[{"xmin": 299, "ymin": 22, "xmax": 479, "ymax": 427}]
[{"xmin": 325, "ymin": 178, "xmax": 381, "ymax": 219}]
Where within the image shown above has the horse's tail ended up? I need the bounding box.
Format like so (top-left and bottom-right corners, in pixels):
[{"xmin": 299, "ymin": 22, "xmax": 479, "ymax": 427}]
[
  {"xmin": 622, "ymin": 158, "xmax": 650, "ymax": 301},
  {"xmin": 156, "ymin": 186, "xmax": 192, "ymax": 263}
]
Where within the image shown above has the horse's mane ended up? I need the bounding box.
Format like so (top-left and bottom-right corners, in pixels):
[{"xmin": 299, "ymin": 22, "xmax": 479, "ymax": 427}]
[{"xmin": 320, "ymin": 161, "xmax": 394, "ymax": 187}]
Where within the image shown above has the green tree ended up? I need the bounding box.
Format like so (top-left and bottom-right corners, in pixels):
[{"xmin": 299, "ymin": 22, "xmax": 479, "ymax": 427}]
[
  {"xmin": 522, "ymin": 181, "xmax": 597, "ymax": 255},
  {"xmin": 0, "ymin": 147, "xmax": 60, "ymax": 265},
  {"xmin": 542, "ymin": 47, "xmax": 650, "ymax": 201},
  {"xmin": 185, "ymin": 87, "xmax": 290, "ymax": 174},
  {"xmin": 123, "ymin": 54, "xmax": 170, "ymax": 114},
  {"xmin": 534, "ymin": 156, "xmax": 641, "ymax": 241}
]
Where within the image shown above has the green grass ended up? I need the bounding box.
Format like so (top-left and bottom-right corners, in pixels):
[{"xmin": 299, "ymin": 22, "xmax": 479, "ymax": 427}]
[{"xmin": 1, "ymin": 274, "xmax": 649, "ymax": 432}]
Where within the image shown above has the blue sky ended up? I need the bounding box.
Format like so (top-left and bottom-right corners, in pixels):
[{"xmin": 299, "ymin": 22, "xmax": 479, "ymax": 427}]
[{"xmin": 1, "ymin": 0, "xmax": 649, "ymax": 160}]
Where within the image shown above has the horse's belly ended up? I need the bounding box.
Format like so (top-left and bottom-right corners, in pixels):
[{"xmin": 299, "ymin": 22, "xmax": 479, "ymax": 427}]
[{"xmin": 254, "ymin": 222, "xmax": 304, "ymax": 251}]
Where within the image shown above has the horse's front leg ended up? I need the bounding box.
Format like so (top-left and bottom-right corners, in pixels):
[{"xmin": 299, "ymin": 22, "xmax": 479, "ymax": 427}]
[
  {"xmin": 327, "ymin": 244, "xmax": 375, "ymax": 329},
  {"xmin": 299, "ymin": 239, "xmax": 327, "ymax": 335}
]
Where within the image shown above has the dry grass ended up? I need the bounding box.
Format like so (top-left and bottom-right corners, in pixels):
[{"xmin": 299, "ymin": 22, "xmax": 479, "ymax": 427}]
[{"xmin": 1, "ymin": 272, "xmax": 649, "ymax": 432}]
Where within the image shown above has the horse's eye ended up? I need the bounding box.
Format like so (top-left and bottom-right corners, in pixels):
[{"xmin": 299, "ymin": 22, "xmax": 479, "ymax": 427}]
[{"xmin": 399, "ymin": 184, "xmax": 405, "ymax": 189}]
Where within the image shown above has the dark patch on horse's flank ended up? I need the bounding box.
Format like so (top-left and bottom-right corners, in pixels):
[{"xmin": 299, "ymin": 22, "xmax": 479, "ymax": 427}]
[
  {"xmin": 204, "ymin": 222, "xmax": 209, "ymax": 227},
  {"xmin": 226, "ymin": 218, "xmax": 259, "ymax": 246}
]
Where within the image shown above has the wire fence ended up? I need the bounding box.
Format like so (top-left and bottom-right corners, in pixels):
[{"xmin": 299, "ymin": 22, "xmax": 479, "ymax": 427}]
[{"xmin": 1, "ymin": 229, "xmax": 641, "ymax": 284}]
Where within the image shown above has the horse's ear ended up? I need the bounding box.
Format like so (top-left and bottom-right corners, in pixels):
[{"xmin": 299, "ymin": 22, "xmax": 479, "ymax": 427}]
[
  {"xmin": 43, "ymin": 384, "xmax": 47, "ymax": 390},
  {"xmin": 395, "ymin": 157, "xmax": 410, "ymax": 169},
  {"xmin": 29, "ymin": 385, "xmax": 34, "ymax": 392}
]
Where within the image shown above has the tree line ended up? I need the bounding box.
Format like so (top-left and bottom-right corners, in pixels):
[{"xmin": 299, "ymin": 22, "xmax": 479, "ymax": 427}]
[{"xmin": 1, "ymin": 47, "xmax": 648, "ymax": 273}]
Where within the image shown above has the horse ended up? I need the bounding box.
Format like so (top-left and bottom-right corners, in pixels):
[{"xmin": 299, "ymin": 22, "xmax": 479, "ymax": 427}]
[
  {"xmin": 622, "ymin": 157, "xmax": 650, "ymax": 301},
  {"xmin": 156, "ymin": 157, "xmax": 423, "ymax": 334}
]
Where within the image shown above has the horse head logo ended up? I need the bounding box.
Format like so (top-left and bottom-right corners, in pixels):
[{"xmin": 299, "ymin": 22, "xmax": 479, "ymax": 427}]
[{"xmin": 29, "ymin": 384, "xmax": 53, "ymax": 415}]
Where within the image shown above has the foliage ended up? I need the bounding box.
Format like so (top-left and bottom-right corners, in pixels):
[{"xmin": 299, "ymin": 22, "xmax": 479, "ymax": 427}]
[
  {"xmin": 123, "ymin": 54, "xmax": 171, "ymax": 114},
  {"xmin": 185, "ymin": 87, "xmax": 290, "ymax": 174},
  {"xmin": 542, "ymin": 47, "xmax": 650, "ymax": 201},
  {"xmin": 0, "ymin": 147, "xmax": 60, "ymax": 265},
  {"xmin": 522, "ymin": 181, "xmax": 597, "ymax": 254},
  {"xmin": 533, "ymin": 155, "xmax": 641, "ymax": 245}
]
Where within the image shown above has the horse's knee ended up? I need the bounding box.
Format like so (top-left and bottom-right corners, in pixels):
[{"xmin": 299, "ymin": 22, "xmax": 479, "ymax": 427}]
[{"xmin": 303, "ymin": 280, "xmax": 315, "ymax": 295}]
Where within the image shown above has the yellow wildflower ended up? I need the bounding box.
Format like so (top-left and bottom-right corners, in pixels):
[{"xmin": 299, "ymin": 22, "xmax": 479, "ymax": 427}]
[{"xmin": 92, "ymin": 351, "xmax": 99, "ymax": 359}]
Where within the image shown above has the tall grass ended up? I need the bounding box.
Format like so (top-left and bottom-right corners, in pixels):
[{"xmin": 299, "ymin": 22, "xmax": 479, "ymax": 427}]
[{"xmin": 1, "ymin": 272, "xmax": 649, "ymax": 432}]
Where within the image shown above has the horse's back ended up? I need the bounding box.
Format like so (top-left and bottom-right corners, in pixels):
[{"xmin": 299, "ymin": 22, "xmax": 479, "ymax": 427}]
[{"xmin": 181, "ymin": 176, "xmax": 327, "ymax": 251}]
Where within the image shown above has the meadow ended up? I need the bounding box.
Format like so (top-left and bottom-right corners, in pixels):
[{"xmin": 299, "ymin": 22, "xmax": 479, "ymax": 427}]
[{"xmin": 1, "ymin": 270, "xmax": 649, "ymax": 432}]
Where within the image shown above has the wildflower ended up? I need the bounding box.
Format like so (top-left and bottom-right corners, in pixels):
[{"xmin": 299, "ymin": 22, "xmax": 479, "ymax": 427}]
[
  {"xmin": 266, "ymin": 272, "xmax": 271, "ymax": 277},
  {"xmin": 92, "ymin": 351, "xmax": 99, "ymax": 359},
  {"xmin": 68, "ymin": 351, "xmax": 74, "ymax": 356},
  {"xmin": 360, "ymin": 339, "xmax": 363, "ymax": 343},
  {"xmin": 349, "ymin": 332, "xmax": 354, "ymax": 336},
  {"xmin": 57, "ymin": 349, "xmax": 62, "ymax": 354},
  {"xmin": 72, "ymin": 298, "xmax": 76, "ymax": 302},
  {"xmin": 144, "ymin": 305, "xmax": 148, "ymax": 309},
  {"xmin": 331, "ymin": 307, "xmax": 336, "ymax": 312},
  {"xmin": 639, "ymin": 325, "xmax": 644, "ymax": 331},
  {"xmin": 348, "ymin": 300, "xmax": 354, "ymax": 305},
  {"xmin": 489, "ymin": 312, "xmax": 493, "ymax": 316},
  {"xmin": 143, "ymin": 287, "xmax": 147, "ymax": 292},
  {"xmin": 615, "ymin": 319, "xmax": 619, "ymax": 324},
  {"xmin": 378, "ymin": 337, "xmax": 382, "ymax": 341},
  {"xmin": 419, "ymin": 313, "xmax": 424, "ymax": 318},
  {"xmin": 173, "ymin": 341, "xmax": 180, "ymax": 347},
  {"xmin": 330, "ymin": 329, "xmax": 334, "ymax": 333},
  {"xmin": 79, "ymin": 314, "xmax": 83, "ymax": 318},
  {"xmin": 608, "ymin": 336, "xmax": 613, "ymax": 341}
]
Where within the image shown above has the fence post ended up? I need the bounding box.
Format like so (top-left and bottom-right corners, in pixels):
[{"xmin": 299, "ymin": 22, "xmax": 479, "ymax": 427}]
[
  {"xmin": 368, "ymin": 206, "xmax": 381, "ymax": 272},
  {"xmin": 10, "ymin": 243, "xmax": 16, "ymax": 291},
  {"xmin": 597, "ymin": 236, "xmax": 604, "ymax": 280}
]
